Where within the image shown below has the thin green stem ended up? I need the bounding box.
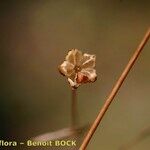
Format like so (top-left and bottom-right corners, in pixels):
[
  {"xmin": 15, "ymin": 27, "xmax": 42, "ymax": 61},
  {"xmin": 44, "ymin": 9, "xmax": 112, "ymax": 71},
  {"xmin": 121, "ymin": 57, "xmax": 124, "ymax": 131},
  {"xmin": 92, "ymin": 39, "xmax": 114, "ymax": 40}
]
[{"xmin": 71, "ymin": 89, "xmax": 78, "ymax": 127}]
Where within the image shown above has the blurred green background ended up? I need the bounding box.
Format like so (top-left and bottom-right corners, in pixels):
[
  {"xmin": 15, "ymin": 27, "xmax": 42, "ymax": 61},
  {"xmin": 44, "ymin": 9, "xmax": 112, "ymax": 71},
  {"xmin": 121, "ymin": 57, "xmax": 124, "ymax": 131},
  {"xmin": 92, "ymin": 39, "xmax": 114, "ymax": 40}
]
[{"xmin": 0, "ymin": 0, "xmax": 150, "ymax": 149}]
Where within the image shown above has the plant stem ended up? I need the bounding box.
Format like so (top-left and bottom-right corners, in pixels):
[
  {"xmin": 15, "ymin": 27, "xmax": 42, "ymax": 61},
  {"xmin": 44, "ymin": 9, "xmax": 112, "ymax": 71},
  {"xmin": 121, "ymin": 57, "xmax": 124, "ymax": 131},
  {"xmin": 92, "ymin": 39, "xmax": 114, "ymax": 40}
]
[
  {"xmin": 71, "ymin": 89, "xmax": 78, "ymax": 127},
  {"xmin": 79, "ymin": 28, "xmax": 150, "ymax": 150}
]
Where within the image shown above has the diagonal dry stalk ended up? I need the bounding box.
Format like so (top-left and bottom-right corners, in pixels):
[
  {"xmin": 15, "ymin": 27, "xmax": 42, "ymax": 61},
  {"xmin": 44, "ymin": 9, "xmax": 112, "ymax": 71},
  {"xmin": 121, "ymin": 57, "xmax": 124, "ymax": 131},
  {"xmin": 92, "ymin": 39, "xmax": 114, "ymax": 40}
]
[{"xmin": 80, "ymin": 28, "xmax": 150, "ymax": 150}]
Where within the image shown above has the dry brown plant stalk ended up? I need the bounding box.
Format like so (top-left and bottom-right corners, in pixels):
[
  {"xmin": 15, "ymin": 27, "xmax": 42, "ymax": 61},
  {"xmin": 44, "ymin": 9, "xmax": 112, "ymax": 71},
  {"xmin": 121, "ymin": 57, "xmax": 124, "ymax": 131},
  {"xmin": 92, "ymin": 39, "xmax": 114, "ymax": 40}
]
[{"xmin": 80, "ymin": 28, "xmax": 150, "ymax": 150}]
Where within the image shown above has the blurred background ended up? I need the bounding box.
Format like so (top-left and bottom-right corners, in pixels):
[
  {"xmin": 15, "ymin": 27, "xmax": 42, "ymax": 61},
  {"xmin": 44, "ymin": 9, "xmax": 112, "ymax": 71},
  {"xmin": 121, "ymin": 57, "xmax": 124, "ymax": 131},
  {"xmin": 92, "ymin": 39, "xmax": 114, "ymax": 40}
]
[{"xmin": 0, "ymin": 0, "xmax": 150, "ymax": 149}]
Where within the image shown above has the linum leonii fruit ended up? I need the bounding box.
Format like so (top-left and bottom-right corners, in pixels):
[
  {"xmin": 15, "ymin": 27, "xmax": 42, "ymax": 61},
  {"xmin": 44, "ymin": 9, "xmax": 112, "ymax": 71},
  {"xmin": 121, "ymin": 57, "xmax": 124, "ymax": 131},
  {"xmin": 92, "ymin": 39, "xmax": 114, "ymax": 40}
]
[{"xmin": 59, "ymin": 49, "xmax": 97, "ymax": 89}]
